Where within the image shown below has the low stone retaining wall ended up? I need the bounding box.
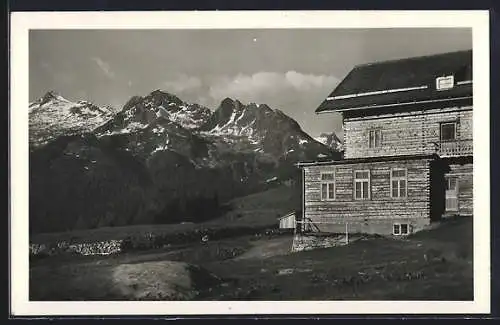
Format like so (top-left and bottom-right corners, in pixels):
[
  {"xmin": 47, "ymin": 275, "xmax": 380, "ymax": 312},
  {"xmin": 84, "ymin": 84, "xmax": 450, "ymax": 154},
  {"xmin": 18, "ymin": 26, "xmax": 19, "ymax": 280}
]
[
  {"xmin": 30, "ymin": 239, "xmax": 123, "ymax": 257},
  {"xmin": 291, "ymin": 234, "xmax": 349, "ymax": 252},
  {"xmin": 29, "ymin": 226, "xmax": 292, "ymax": 258}
]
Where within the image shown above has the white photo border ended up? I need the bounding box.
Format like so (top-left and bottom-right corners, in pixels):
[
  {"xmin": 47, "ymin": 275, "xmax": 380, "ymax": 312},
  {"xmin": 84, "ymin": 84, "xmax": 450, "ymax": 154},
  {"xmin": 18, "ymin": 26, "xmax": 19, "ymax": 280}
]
[{"xmin": 10, "ymin": 10, "xmax": 491, "ymax": 316}]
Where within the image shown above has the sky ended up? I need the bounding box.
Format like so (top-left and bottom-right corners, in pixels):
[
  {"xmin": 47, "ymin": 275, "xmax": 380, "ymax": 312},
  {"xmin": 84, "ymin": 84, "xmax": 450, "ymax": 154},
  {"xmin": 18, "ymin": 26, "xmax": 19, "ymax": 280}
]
[{"xmin": 29, "ymin": 28, "xmax": 472, "ymax": 137}]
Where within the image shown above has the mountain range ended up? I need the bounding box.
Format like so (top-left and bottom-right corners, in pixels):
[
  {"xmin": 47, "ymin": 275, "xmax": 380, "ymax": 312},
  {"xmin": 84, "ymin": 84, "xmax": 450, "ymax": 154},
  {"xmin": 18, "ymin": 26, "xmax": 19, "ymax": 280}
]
[{"xmin": 29, "ymin": 90, "xmax": 342, "ymax": 234}]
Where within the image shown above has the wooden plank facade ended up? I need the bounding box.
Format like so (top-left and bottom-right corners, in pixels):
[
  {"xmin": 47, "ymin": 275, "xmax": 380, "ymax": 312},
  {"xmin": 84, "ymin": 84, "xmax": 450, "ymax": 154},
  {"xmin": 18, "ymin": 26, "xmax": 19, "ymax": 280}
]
[
  {"xmin": 299, "ymin": 50, "xmax": 473, "ymax": 236},
  {"xmin": 301, "ymin": 156, "xmax": 435, "ymax": 235},
  {"xmin": 343, "ymin": 106, "xmax": 473, "ymax": 159}
]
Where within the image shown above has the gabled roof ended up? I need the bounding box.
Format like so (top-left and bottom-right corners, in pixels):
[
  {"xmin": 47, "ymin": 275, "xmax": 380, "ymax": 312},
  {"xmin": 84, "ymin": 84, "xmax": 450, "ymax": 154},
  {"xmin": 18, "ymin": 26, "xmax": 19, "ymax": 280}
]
[
  {"xmin": 277, "ymin": 211, "xmax": 296, "ymax": 220},
  {"xmin": 316, "ymin": 50, "xmax": 472, "ymax": 113}
]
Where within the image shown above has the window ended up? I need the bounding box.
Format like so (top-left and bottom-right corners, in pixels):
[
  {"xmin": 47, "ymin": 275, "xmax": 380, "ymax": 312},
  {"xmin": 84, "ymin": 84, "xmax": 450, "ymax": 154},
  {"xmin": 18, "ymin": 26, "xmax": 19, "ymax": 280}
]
[
  {"xmin": 440, "ymin": 122, "xmax": 457, "ymax": 141},
  {"xmin": 354, "ymin": 170, "xmax": 370, "ymax": 200},
  {"xmin": 320, "ymin": 172, "xmax": 335, "ymax": 201},
  {"xmin": 369, "ymin": 129, "xmax": 382, "ymax": 148},
  {"xmin": 436, "ymin": 75, "xmax": 455, "ymax": 90},
  {"xmin": 393, "ymin": 223, "xmax": 410, "ymax": 236},
  {"xmin": 445, "ymin": 177, "xmax": 457, "ymax": 192},
  {"xmin": 391, "ymin": 168, "xmax": 407, "ymax": 198}
]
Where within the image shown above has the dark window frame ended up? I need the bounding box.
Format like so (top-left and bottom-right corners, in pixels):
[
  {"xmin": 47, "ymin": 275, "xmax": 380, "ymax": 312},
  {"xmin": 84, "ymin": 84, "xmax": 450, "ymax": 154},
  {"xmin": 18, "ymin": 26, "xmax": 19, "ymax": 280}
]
[
  {"xmin": 393, "ymin": 223, "xmax": 410, "ymax": 236},
  {"xmin": 354, "ymin": 169, "xmax": 371, "ymax": 200},
  {"xmin": 390, "ymin": 168, "xmax": 408, "ymax": 199},
  {"xmin": 368, "ymin": 128, "xmax": 382, "ymax": 148},
  {"xmin": 320, "ymin": 171, "xmax": 335, "ymax": 201},
  {"xmin": 440, "ymin": 121, "xmax": 458, "ymax": 142}
]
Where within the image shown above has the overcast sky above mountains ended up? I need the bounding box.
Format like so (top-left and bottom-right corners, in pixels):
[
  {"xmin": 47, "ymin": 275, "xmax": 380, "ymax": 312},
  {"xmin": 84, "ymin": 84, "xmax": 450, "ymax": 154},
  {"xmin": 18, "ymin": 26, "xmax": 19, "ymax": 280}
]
[{"xmin": 29, "ymin": 28, "xmax": 471, "ymax": 137}]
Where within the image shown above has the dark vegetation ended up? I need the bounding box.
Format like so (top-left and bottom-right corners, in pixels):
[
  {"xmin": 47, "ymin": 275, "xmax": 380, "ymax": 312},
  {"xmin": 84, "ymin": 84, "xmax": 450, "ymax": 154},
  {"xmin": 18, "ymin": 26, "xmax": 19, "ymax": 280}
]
[
  {"xmin": 152, "ymin": 193, "xmax": 227, "ymax": 224},
  {"xmin": 30, "ymin": 185, "xmax": 300, "ymax": 245}
]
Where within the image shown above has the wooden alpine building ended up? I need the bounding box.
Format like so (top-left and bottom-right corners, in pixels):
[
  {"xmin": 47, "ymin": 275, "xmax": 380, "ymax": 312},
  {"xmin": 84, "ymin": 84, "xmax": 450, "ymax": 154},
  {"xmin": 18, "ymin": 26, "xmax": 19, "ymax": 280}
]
[{"xmin": 297, "ymin": 50, "xmax": 473, "ymax": 236}]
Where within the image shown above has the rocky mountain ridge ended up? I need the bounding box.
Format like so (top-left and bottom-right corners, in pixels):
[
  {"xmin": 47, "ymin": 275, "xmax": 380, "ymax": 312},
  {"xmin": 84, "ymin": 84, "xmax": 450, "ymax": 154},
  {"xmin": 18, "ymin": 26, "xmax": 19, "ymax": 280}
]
[{"xmin": 29, "ymin": 91, "xmax": 115, "ymax": 147}]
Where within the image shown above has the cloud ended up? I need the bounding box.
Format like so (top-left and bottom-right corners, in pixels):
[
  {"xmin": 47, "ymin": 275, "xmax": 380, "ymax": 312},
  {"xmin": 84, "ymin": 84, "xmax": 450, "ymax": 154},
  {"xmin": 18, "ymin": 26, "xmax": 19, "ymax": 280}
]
[
  {"xmin": 92, "ymin": 57, "xmax": 115, "ymax": 79},
  {"xmin": 285, "ymin": 71, "xmax": 337, "ymax": 91},
  {"xmin": 208, "ymin": 71, "xmax": 339, "ymax": 103},
  {"xmin": 162, "ymin": 75, "xmax": 202, "ymax": 93},
  {"xmin": 154, "ymin": 71, "xmax": 339, "ymax": 110}
]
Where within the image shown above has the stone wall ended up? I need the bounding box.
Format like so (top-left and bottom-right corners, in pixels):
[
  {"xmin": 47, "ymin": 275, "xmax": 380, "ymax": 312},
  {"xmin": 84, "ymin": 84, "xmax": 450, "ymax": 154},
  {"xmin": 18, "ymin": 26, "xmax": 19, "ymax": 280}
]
[
  {"xmin": 291, "ymin": 234, "xmax": 349, "ymax": 252},
  {"xmin": 29, "ymin": 226, "xmax": 293, "ymax": 258},
  {"xmin": 30, "ymin": 239, "xmax": 123, "ymax": 257}
]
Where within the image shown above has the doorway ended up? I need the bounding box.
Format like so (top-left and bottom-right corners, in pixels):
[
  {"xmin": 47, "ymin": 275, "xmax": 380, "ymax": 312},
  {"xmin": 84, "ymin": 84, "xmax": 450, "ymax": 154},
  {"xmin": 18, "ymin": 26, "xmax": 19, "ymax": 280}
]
[{"xmin": 445, "ymin": 176, "xmax": 459, "ymax": 213}]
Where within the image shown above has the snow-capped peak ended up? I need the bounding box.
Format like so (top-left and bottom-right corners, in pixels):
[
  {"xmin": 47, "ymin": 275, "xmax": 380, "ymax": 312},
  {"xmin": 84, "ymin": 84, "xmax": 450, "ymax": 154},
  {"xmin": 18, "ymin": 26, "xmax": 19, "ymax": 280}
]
[
  {"xmin": 29, "ymin": 91, "xmax": 116, "ymax": 147},
  {"xmin": 200, "ymin": 99, "xmax": 278, "ymax": 138},
  {"xmin": 195, "ymin": 97, "xmax": 341, "ymax": 162},
  {"xmin": 113, "ymin": 90, "xmax": 212, "ymax": 131},
  {"xmin": 29, "ymin": 91, "xmax": 69, "ymax": 111},
  {"xmin": 314, "ymin": 132, "xmax": 343, "ymax": 151},
  {"xmin": 42, "ymin": 90, "xmax": 70, "ymax": 102}
]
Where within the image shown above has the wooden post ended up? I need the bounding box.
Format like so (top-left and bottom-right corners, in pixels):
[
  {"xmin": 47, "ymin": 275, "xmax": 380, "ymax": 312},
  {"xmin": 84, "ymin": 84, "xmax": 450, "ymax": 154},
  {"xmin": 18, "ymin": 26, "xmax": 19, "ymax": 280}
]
[
  {"xmin": 345, "ymin": 222, "xmax": 349, "ymax": 244},
  {"xmin": 301, "ymin": 168, "xmax": 305, "ymax": 233}
]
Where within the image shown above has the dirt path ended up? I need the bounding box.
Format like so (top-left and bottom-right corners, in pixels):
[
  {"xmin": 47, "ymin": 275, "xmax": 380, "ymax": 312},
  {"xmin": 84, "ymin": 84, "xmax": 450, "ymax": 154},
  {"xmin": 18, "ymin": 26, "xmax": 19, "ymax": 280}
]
[{"xmin": 234, "ymin": 236, "xmax": 293, "ymax": 260}]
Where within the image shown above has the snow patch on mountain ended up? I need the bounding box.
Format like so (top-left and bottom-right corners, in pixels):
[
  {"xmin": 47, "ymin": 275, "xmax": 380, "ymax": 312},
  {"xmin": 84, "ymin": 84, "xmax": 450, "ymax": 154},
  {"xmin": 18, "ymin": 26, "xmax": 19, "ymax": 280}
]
[
  {"xmin": 194, "ymin": 97, "xmax": 340, "ymax": 163},
  {"xmin": 163, "ymin": 104, "xmax": 211, "ymax": 129},
  {"xmin": 117, "ymin": 90, "xmax": 212, "ymax": 131},
  {"xmin": 151, "ymin": 144, "xmax": 169, "ymax": 155},
  {"xmin": 29, "ymin": 91, "xmax": 115, "ymax": 147},
  {"xmin": 101, "ymin": 121, "xmax": 149, "ymax": 136},
  {"xmin": 314, "ymin": 132, "xmax": 343, "ymax": 152}
]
